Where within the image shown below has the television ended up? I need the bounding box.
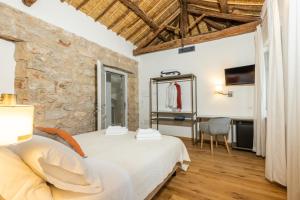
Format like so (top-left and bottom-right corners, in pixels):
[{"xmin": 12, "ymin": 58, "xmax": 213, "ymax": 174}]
[{"xmin": 225, "ymin": 65, "xmax": 255, "ymax": 85}]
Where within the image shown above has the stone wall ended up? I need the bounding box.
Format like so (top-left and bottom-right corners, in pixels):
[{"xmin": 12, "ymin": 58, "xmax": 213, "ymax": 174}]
[{"xmin": 0, "ymin": 3, "xmax": 139, "ymax": 134}]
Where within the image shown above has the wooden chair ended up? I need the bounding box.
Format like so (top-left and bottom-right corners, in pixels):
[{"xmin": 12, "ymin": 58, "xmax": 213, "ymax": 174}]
[{"xmin": 199, "ymin": 117, "xmax": 231, "ymax": 154}]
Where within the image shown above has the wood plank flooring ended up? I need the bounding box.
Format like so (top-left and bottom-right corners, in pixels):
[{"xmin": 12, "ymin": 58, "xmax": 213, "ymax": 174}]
[{"xmin": 153, "ymin": 138, "xmax": 287, "ymax": 200}]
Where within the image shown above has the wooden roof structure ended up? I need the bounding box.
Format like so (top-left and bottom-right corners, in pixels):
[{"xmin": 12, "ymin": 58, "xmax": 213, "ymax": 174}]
[{"xmin": 59, "ymin": 0, "xmax": 263, "ymax": 55}]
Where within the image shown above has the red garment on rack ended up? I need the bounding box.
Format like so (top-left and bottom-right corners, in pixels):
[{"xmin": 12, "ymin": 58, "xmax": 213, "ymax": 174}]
[{"xmin": 174, "ymin": 82, "xmax": 182, "ymax": 110}]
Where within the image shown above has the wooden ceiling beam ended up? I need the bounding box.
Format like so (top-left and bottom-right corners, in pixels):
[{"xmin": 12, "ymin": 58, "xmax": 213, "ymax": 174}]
[
  {"xmin": 95, "ymin": 0, "xmax": 118, "ymax": 21},
  {"xmin": 118, "ymin": 0, "xmax": 169, "ymax": 42},
  {"xmin": 133, "ymin": 20, "xmax": 260, "ymax": 55},
  {"xmin": 118, "ymin": 0, "xmax": 159, "ymax": 30},
  {"xmin": 179, "ymin": 0, "xmax": 188, "ymax": 38},
  {"xmin": 203, "ymin": 18, "xmax": 227, "ymax": 30},
  {"xmin": 188, "ymin": 5, "xmax": 260, "ymax": 22},
  {"xmin": 138, "ymin": 9, "xmax": 181, "ymax": 48},
  {"xmin": 166, "ymin": 25, "xmax": 177, "ymax": 32},
  {"xmin": 218, "ymin": 0, "xmax": 229, "ymax": 13},
  {"xmin": 76, "ymin": 0, "xmax": 90, "ymax": 10},
  {"xmin": 187, "ymin": 14, "xmax": 205, "ymax": 32},
  {"xmin": 192, "ymin": 16, "xmax": 202, "ymax": 35},
  {"xmin": 129, "ymin": 0, "xmax": 179, "ymax": 44}
]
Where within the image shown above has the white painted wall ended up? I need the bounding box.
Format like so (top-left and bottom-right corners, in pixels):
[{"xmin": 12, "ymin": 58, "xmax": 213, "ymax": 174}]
[
  {"xmin": 0, "ymin": 39, "xmax": 15, "ymax": 94},
  {"xmin": 139, "ymin": 33, "xmax": 255, "ymax": 138},
  {"xmin": 0, "ymin": 0, "xmax": 136, "ymax": 60}
]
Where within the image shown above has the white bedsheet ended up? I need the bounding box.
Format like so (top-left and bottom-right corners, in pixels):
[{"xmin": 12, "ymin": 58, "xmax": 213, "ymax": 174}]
[
  {"xmin": 53, "ymin": 131, "xmax": 190, "ymax": 200},
  {"xmin": 51, "ymin": 159, "xmax": 133, "ymax": 200}
]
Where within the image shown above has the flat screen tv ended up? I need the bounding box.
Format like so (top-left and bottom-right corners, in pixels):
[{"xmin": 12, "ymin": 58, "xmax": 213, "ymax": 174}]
[{"xmin": 225, "ymin": 65, "xmax": 255, "ymax": 85}]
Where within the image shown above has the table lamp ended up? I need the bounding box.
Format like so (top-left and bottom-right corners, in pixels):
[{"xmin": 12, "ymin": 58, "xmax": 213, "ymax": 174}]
[{"xmin": 0, "ymin": 94, "xmax": 34, "ymax": 146}]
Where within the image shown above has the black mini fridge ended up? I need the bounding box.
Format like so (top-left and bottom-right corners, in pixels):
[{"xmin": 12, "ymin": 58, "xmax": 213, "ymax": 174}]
[{"xmin": 236, "ymin": 121, "xmax": 254, "ymax": 150}]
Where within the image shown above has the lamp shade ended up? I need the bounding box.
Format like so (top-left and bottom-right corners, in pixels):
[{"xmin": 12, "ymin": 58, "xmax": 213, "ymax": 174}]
[
  {"xmin": 215, "ymin": 83, "xmax": 223, "ymax": 93},
  {"xmin": 0, "ymin": 105, "xmax": 34, "ymax": 146}
]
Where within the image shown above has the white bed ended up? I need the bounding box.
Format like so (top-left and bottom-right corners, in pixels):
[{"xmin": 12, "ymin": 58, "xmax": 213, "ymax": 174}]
[
  {"xmin": 51, "ymin": 159, "xmax": 133, "ymax": 200},
  {"xmin": 51, "ymin": 130, "xmax": 190, "ymax": 200}
]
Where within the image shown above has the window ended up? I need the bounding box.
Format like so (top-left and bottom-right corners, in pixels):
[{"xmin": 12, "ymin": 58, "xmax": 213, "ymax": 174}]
[{"xmin": 0, "ymin": 39, "xmax": 16, "ymax": 94}]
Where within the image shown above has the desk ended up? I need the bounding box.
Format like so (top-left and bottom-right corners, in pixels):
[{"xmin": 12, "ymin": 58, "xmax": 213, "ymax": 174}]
[{"xmin": 197, "ymin": 115, "xmax": 254, "ymax": 151}]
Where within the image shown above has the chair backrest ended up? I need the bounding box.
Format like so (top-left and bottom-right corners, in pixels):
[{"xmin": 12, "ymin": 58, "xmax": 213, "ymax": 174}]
[{"xmin": 208, "ymin": 117, "xmax": 231, "ymax": 135}]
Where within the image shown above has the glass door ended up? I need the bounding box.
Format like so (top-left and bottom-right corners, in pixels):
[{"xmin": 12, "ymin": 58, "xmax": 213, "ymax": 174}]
[{"xmin": 98, "ymin": 65, "xmax": 127, "ymax": 129}]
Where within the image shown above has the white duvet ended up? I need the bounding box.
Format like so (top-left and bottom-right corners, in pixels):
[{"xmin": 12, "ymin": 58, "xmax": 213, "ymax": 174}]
[{"xmin": 51, "ymin": 131, "xmax": 190, "ymax": 200}]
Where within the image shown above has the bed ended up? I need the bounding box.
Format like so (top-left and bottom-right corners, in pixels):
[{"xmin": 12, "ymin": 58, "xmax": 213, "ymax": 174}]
[{"xmin": 51, "ymin": 130, "xmax": 190, "ymax": 200}]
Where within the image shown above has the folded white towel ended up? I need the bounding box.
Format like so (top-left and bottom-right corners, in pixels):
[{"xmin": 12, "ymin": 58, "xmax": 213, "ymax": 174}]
[
  {"xmin": 136, "ymin": 128, "xmax": 159, "ymax": 135},
  {"xmin": 105, "ymin": 126, "xmax": 128, "ymax": 136},
  {"xmin": 136, "ymin": 129, "xmax": 162, "ymax": 140}
]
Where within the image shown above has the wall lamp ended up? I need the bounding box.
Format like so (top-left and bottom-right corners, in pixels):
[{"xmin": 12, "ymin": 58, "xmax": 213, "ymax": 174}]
[{"xmin": 215, "ymin": 84, "xmax": 233, "ymax": 97}]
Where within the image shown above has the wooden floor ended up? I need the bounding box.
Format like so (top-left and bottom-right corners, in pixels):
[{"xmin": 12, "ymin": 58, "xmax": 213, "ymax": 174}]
[{"xmin": 153, "ymin": 138, "xmax": 287, "ymax": 200}]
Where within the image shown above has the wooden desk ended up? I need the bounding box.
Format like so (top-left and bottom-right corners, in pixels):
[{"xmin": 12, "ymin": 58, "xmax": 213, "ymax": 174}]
[{"xmin": 197, "ymin": 115, "xmax": 254, "ymax": 151}]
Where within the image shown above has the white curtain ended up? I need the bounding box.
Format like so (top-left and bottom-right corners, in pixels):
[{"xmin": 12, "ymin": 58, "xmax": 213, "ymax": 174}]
[
  {"xmin": 253, "ymin": 25, "xmax": 267, "ymax": 157},
  {"xmin": 265, "ymin": 0, "xmax": 287, "ymax": 186},
  {"xmin": 286, "ymin": 0, "xmax": 300, "ymax": 199}
]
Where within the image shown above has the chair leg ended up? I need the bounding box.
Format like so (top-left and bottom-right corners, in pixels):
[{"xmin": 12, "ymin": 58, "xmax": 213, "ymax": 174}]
[
  {"xmin": 200, "ymin": 132, "xmax": 204, "ymax": 149},
  {"xmin": 210, "ymin": 136, "xmax": 214, "ymax": 154},
  {"xmin": 224, "ymin": 135, "xmax": 230, "ymax": 154},
  {"xmin": 215, "ymin": 136, "xmax": 218, "ymax": 148}
]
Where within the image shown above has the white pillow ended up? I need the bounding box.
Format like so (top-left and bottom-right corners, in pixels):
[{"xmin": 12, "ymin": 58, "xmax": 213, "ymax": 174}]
[
  {"xmin": 11, "ymin": 135, "xmax": 103, "ymax": 194},
  {"xmin": 0, "ymin": 147, "xmax": 52, "ymax": 200}
]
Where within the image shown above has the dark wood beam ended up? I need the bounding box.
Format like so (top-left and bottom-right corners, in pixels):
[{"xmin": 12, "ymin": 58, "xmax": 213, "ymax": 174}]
[
  {"xmin": 187, "ymin": 14, "xmax": 205, "ymax": 32},
  {"xmin": 95, "ymin": 0, "xmax": 118, "ymax": 21},
  {"xmin": 117, "ymin": 0, "xmax": 169, "ymax": 42},
  {"xmin": 188, "ymin": 5, "xmax": 260, "ymax": 22},
  {"xmin": 124, "ymin": 0, "xmax": 178, "ymax": 43},
  {"xmin": 166, "ymin": 25, "xmax": 177, "ymax": 32},
  {"xmin": 76, "ymin": 0, "xmax": 90, "ymax": 10},
  {"xmin": 192, "ymin": 16, "xmax": 202, "ymax": 35},
  {"xmin": 22, "ymin": 0, "xmax": 37, "ymax": 7},
  {"xmin": 118, "ymin": 0, "xmax": 159, "ymax": 30},
  {"xmin": 180, "ymin": 0, "xmax": 188, "ymax": 38},
  {"xmin": 161, "ymin": 18, "xmax": 181, "ymax": 41},
  {"xmin": 173, "ymin": 17, "xmax": 180, "ymax": 39},
  {"xmin": 138, "ymin": 9, "xmax": 181, "ymax": 48},
  {"xmin": 218, "ymin": 0, "xmax": 229, "ymax": 13},
  {"xmin": 133, "ymin": 21, "xmax": 260, "ymax": 55},
  {"xmin": 203, "ymin": 18, "xmax": 227, "ymax": 30}
]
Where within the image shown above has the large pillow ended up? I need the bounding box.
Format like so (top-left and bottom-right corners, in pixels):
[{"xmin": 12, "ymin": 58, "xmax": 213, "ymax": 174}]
[
  {"xmin": 11, "ymin": 135, "xmax": 103, "ymax": 194},
  {"xmin": 35, "ymin": 127, "xmax": 86, "ymax": 157},
  {"xmin": 0, "ymin": 147, "xmax": 52, "ymax": 200}
]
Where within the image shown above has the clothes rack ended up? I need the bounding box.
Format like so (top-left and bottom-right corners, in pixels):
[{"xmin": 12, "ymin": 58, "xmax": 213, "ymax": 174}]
[{"xmin": 149, "ymin": 74, "xmax": 198, "ymax": 144}]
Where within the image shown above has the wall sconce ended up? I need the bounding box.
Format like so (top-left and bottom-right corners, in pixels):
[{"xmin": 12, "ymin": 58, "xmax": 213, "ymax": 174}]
[{"xmin": 214, "ymin": 83, "xmax": 233, "ymax": 97}]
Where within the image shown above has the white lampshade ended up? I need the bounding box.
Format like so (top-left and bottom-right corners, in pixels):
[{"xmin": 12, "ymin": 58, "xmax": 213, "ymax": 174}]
[
  {"xmin": 215, "ymin": 83, "xmax": 224, "ymax": 93},
  {"xmin": 0, "ymin": 105, "xmax": 34, "ymax": 146}
]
